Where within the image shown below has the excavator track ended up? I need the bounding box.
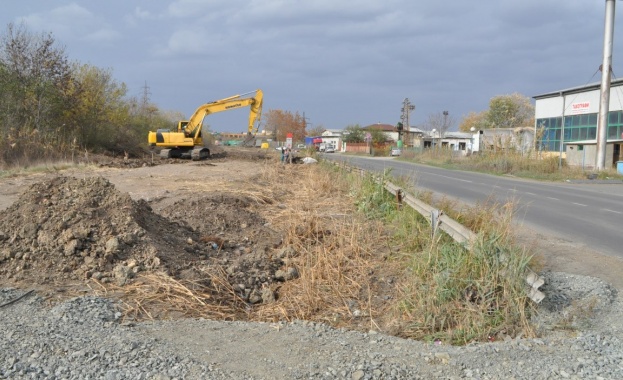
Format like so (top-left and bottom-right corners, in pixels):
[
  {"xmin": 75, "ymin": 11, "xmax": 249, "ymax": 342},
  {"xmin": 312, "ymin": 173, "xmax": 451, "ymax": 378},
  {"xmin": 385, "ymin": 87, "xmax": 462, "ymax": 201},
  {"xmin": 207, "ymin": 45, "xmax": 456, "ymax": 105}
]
[
  {"xmin": 159, "ymin": 149, "xmax": 172, "ymax": 159},
  {"xmin": 191, "ymin": 147, "xmax": 210, "ymax": 161}
]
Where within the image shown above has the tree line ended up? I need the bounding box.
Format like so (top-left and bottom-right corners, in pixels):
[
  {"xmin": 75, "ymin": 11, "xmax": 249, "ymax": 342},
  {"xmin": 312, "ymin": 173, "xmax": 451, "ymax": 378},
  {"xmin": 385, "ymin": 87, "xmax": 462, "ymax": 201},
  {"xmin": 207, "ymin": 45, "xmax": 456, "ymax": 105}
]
[{"xmin": 0, "ymin": 23, "xmax": 176, "ymax": 166}]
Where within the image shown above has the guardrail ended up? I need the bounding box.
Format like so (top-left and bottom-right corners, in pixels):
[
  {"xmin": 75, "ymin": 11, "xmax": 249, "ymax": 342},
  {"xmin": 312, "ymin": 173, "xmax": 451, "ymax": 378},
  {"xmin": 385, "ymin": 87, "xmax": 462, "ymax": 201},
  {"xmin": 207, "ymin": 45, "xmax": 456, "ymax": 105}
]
[
  {"xmin": 384, "ymin": 181, "xmax": 475, "ymax": 245},
  {"xmin": 333, "ymin": 161, "xmax": 545, "ymax": 303}
]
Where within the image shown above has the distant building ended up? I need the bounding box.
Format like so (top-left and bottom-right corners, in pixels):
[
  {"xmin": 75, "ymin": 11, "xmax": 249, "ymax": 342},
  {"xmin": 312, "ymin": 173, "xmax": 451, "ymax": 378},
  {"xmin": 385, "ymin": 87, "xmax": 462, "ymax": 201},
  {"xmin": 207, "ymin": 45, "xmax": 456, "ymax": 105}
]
[
  {"xmin": 363, "ymin": 123, "xmax": 424, "ymax": 147},
  {"xmin": 321, "ymin": 129, "xmax": 343, "ymax": 151},
  {"xmin": 533, "ymin": 78, "xmax": 623, "ymax": 168}
]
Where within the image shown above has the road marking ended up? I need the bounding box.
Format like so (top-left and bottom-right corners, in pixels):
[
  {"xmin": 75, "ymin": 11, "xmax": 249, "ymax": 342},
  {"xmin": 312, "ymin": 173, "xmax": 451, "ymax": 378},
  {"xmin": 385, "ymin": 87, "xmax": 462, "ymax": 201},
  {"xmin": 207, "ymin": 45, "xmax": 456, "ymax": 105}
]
[
  {"xmin": 525, "ymin": 192, "xmax": 536, "ymax": 196},
  {"xmin": 571, "ymin": 202, "xmax": 587, "ymax": 207},
  {"xmin": 428, "ymin": 173, "xmax": 473, "ymax": 183},
  {"xmin": 546, "ymin": 197, "xmax": 559, "ymax": 201},
  {"xmin": 603, "ymin": 209, "xmax": 622, "ymax": 214}
]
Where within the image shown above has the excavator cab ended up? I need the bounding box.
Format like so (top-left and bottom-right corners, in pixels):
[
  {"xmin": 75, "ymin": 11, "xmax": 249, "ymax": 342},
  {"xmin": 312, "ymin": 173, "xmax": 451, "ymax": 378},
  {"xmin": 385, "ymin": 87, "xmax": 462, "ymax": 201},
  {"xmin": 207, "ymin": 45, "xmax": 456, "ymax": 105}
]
[{"xmin": 179, "ymin": 121, "xmax": 190, "ymax": 137}]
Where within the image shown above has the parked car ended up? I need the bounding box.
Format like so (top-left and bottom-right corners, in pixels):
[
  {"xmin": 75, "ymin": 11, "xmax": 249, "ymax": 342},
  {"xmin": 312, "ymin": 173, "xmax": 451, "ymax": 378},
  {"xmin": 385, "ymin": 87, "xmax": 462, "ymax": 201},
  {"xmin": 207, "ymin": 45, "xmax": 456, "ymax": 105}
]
[
  {"xmin": 324, "ymin": 145, "xmax": 336, "ymax": 153},
  {"xmin": 390, "ymin": 148, "xmax": 402, "ymax": 156}
]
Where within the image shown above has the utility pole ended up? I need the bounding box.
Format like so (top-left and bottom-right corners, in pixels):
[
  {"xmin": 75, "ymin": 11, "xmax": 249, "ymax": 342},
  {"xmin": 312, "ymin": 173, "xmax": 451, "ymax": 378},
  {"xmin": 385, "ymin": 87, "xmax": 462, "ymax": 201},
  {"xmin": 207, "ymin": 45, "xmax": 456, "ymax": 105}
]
[
  {"xmin": 401, "ymin": 98, "xmax": 415, "ymax": 145},
  {"xmin": 596, "ymin": 0, "xmax": 617, "ymax": 170},
  {"xmin": 303, "ymin": 112, "xmax": 311, "ymax": 133}
]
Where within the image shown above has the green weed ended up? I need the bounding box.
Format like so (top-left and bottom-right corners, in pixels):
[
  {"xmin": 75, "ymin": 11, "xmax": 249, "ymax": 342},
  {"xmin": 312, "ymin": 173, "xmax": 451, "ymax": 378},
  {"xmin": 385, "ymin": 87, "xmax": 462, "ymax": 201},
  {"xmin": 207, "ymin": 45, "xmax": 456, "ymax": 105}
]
[{"xmin": 340, "ymin": 163, "xmax": 536, "ymax": 344}]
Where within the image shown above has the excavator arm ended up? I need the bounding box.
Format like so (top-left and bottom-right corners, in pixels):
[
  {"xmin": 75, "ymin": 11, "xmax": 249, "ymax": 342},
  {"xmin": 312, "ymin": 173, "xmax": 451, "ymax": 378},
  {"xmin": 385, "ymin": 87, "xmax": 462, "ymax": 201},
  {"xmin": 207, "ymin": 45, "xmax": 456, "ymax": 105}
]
[{"xmin": 185, "ymin": 89, "xmax": 263, "ymax": 140}]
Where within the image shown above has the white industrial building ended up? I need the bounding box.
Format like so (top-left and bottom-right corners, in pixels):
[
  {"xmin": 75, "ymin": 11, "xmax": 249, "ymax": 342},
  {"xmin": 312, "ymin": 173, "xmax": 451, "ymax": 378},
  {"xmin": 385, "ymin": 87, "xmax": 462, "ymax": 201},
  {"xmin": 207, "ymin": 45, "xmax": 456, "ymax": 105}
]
[{"xmin": 533, "ymin": 78, "xmax": 623, "ymax": 169}]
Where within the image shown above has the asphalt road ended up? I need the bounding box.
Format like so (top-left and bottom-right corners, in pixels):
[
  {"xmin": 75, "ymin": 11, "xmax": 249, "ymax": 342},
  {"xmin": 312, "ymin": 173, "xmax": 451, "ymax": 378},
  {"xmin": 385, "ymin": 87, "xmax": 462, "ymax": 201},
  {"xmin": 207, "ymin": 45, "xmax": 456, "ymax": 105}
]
[{"xmin": 324, "ymin": 154, "xmax": 623, "ymax": 259}]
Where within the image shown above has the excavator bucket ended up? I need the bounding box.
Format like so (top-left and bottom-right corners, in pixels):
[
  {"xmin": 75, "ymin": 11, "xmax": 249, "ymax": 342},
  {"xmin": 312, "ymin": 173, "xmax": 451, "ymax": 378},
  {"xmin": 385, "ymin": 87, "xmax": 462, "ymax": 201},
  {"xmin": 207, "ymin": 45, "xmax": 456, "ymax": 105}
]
[{"xmin": 241, "ymin": 133, "xmax": 256, "ymax": 147}]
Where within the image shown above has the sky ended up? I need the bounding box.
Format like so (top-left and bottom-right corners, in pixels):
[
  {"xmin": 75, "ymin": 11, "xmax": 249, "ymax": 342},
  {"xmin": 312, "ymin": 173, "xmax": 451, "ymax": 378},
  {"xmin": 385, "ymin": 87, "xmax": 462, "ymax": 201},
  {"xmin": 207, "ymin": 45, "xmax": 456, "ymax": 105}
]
[{"xmin": 1, "ymin": 1, "xmax": 622, "ymax": 133}]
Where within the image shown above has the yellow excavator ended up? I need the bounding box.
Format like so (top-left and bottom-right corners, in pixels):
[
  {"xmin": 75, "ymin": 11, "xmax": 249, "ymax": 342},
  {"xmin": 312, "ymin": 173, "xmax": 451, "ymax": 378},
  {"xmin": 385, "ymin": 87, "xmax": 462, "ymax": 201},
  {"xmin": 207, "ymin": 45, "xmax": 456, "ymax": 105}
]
[{"xmin": 148, "ymin": 89, "xmax": 263, "ymax": 160}]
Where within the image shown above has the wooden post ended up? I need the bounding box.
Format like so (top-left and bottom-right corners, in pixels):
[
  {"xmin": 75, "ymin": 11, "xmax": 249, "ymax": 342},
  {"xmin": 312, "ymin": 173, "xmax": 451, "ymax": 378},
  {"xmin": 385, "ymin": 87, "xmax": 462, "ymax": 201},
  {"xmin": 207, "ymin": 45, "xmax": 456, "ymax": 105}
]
[{"xmin": 395, "ymin": 189, "xmax": 403, "ymax": 210}]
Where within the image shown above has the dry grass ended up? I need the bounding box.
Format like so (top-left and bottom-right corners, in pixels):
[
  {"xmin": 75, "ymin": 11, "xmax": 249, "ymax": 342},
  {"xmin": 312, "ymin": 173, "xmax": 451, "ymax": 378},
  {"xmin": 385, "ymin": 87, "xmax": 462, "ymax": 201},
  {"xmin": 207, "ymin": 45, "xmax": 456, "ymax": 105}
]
[
  {"xmin": 403, "ymin": 148, "xmax": 623, "ymax": 181},
  {"xmin": 89, "ymin": 270, "xmax": 248, "ymax": 322},
  {"xmin": 87, "ymin": 160, "xmax": 396, "ymax": 333},
  {"xmin": 83, "ymin": 158, "xmax": 536, "ymax": 345},
  {"xmin": 253, "ymin": 163, "xmax": 395, "ymax": 329}
]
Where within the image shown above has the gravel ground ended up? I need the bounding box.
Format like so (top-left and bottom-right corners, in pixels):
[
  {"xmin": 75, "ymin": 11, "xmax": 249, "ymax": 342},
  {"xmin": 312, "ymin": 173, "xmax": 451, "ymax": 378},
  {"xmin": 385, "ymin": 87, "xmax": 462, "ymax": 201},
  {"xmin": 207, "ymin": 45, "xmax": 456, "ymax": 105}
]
[{"xmin": 2, "ymin": 271, "xmax": 622, "ymax": 380}]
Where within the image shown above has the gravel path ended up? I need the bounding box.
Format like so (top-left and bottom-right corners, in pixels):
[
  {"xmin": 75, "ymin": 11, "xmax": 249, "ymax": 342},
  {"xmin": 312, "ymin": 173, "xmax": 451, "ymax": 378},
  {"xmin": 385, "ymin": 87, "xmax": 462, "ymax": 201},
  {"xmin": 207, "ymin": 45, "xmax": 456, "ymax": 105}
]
[{"xmin": 2, "ymin": 271, "xmax": 622, "ymax": 380}]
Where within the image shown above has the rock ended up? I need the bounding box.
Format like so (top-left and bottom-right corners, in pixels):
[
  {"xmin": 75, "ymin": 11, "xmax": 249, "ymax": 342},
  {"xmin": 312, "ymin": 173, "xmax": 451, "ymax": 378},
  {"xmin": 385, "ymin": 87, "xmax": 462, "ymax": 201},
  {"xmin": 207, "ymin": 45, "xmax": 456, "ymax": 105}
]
[
  {"xmin": 275, "ymin": 270, "xmax": 287, "ymax": 281},
  {"xmin": 21, "ymin": 223, "xmax": 39, "ymax": 239},
  {"xmin": 105, "ymin": 237, "xmax": 120, "ymax": 254},
  {"xmin": 261, "ymin": 286, "xmax": 275, "ymax": 303},
  {"xmin": 434, "ymin": 352, "xmax": 450, "ymax": 364},
  {"xmin": 64, "ymin": 239, "xmax": 80, "ymax": 256},
  {"xmin": 113, "ymin": 265, "xmax": 133, "ymax": 286},
  {"xmin": 286, "ymin": 267, "xmax": 299, "ymax": 280},
  {"xmin": 275, "ymin": 246, "xmax": 297, "ymax": 259}
]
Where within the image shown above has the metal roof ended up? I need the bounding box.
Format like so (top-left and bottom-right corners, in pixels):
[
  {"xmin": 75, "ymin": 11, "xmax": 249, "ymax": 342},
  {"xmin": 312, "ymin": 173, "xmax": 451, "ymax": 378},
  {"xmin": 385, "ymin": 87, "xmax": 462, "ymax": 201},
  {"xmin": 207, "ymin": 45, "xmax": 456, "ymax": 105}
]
[
  {"xmin": 533, "ymin": 78, "xmax": 623, "ymax": 100},
  {"xmin": 444, "ymin": 132, "xmax": 473, "ymax": 139}
]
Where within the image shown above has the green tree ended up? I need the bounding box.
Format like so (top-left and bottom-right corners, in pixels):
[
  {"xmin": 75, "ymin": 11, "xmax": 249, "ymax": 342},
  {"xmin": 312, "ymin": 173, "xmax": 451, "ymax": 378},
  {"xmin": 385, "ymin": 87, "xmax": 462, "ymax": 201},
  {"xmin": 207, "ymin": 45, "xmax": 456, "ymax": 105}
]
[
  {"xmin": 342, "ymin": 124, "xmax": 364, "ymax": 143},
  {"xmin": 0, "ymin": 23, "xmax": 73, "ymax": 161},
  {"xmin": 368, "ymin": 126, "xmax": 388, "ymax": 145},
  {"xmin": 486, "ymin": 93, "xmax": 534, "ymax": 129},
  {"xmin": 67, "ymin": 63, "xmax": 130, "ymax": 150}
]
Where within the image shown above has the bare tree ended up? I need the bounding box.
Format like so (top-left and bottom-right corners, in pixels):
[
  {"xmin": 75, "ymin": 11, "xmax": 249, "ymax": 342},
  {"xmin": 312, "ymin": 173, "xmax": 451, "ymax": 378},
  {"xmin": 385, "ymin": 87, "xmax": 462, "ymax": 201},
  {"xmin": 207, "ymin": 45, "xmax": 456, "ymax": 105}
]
[
  {"xmin": 264, "ymin": 109, "xmax": 306, "ymax": 142},
  {"xmin": 306, "ymin": 124, "xmax": 325, "ymax": 137},
  {"xmin": 423, "ymin": 111, "xmax": 455, "ymax": 136}
]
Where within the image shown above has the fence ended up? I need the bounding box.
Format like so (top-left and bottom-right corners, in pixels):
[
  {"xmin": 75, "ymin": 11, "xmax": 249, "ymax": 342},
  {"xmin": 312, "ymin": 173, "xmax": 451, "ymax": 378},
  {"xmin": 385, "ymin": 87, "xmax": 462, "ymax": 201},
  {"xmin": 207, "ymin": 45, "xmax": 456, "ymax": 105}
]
[
  {"xmin": 333, "ymin": 161, "xmax": 545, "ymax": 303},
  {"xmin": 344, "ymin": 142, "xmax": 392, "ymax": 156}
]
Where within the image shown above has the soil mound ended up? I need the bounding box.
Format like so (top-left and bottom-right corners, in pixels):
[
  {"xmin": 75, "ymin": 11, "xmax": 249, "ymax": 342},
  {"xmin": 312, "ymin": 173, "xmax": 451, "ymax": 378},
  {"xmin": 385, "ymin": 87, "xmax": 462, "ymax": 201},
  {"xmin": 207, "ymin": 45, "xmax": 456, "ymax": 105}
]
[
  {"xmin": 0, "ymin": 176, "xmax": 288, "ymax": 305},
  {"xmin": 0, "ymin": 176, "xmax": 201, "ymax": 286}
]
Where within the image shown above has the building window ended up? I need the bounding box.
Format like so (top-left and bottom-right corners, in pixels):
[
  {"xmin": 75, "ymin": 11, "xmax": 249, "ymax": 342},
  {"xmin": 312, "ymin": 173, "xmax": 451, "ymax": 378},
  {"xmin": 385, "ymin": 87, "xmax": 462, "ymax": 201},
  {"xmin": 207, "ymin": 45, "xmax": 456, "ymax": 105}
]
[
  {"xmin": 589, "ymin": 114, "xmax": 598, "ymax": 125},
  {"xmin": 571, "ymin": 128, "xmax": 579, "ymax": 140},
  {"xmin": 589, "ymin": 127, "xmax": 597, "ymax": 139},
  {"xmin": 535, "ymin": 111, "xmax": 623, "ymax": 152}
]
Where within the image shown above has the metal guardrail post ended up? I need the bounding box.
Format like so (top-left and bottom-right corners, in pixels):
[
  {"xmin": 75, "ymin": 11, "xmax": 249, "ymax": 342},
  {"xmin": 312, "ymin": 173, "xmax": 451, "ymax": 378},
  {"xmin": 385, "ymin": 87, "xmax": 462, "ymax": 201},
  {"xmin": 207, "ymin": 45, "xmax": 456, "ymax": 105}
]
[
  {"xmin": 431, "ymin": 209, "xmax": 440, "ymax": 239},
  {"xmin": 385, "ymin": 181, "xmax": 475, "ymax": 246},
  {"xmin": 330, "ymin": 161, "xmax": 545, "ymax": 303}
]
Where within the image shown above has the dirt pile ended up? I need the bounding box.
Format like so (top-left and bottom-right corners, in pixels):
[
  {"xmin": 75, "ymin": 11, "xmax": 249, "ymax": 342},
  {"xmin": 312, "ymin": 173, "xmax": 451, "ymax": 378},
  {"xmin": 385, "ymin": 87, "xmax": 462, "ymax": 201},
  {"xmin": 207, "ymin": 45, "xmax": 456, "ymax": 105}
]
[{"xmin": 0, "ymin": 176, "xmax": 290, "ymax": 305}]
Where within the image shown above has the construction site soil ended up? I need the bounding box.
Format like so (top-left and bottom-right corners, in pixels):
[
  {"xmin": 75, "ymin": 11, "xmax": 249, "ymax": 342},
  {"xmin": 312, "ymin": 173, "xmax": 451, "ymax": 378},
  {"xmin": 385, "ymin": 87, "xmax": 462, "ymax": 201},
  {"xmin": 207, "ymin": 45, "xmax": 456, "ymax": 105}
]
[
  {"xmin": 0, "ymin": 148, "xmax": 293, "ymax": 311},
  {"xmin": 1, "ymin": 147, "xmax": 623, "ymax": 332}
]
